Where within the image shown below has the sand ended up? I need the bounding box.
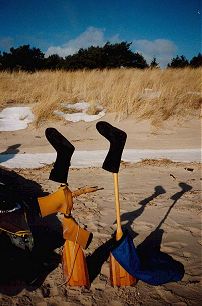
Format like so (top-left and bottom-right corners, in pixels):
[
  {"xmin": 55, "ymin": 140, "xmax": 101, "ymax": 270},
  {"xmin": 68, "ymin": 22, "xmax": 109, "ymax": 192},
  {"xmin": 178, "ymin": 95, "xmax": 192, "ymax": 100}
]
[
  {"xmin": 0, "ymin": 114, "xmax": 201, "ymax": 154},
  {"xmin": 0, "ymin": 116, "xmax": 201, "ymax": 306}
]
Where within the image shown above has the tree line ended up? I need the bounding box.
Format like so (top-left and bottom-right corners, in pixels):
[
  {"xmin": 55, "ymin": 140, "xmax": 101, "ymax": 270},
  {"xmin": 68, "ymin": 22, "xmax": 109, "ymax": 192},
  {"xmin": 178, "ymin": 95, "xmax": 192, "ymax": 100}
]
[{"xmin": 0, "ymin": 42, "xmax": 201, "ymax": 72}]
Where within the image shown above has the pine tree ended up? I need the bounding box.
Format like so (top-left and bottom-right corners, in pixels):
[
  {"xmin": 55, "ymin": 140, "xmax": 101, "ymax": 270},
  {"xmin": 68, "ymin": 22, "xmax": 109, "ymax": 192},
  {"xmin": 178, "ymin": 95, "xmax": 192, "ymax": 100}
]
[
  {"xmin": 150, "ymin": 57, "xmax": 159, "ymax": 69},
  {"xmin": 190, "ymin": 53, "xmax": 202, "ymax": 68},
  {"xmin": 167, "ymin": 55, "xmax": 189, "ymax": 68}
]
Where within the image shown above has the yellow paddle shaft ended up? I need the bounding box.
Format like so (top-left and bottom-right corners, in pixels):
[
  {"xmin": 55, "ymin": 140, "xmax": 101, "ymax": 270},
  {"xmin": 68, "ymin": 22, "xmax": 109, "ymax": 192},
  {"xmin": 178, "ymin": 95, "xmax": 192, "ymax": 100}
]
[{"xmin": 113, "ymin": 173, "xmax": 123, "ymax": 241}]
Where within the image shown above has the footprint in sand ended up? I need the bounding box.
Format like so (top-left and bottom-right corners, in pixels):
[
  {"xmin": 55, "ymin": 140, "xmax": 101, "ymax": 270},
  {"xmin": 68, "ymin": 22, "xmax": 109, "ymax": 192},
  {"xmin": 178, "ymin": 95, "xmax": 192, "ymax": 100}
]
[
  {"xmin": 132, "ymin": 221, "xmax": 154, "ymax": 231},
  {"xmin": 182, "ymin": 251, "xmax": 193, "ymax": 258},
  {"xmin": 97, "ymin": 221, "xmax": 107, "ymax": 228},
  {"xmin": 93, "ymin": 232, "xmax": 111, "ymax": 238},
  {"xmin": 188, "ymin": 227, "xmax": 201, "ymax": 237},
  {"xmin": 164, "ymin": 241, "xmax": 188, "ymax": 248},
  {"xmin": 87, "ymin": 221, "xmax": 98, "ymax": 231}
]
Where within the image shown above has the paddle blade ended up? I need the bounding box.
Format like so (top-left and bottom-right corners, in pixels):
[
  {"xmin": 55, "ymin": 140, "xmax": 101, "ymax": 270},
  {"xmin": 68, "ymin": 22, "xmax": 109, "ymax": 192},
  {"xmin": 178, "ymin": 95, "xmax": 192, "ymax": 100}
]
[
  {"xmin": 62, "ymin": 240, "xmax": 90, "ymax": 287},
  {"xmin": 110, "ymin": 253, "xmax": 137, "ymax": 286},
  {"xmin": 96, "ymin": 121, "xmax": 127, "ymax": 173}
]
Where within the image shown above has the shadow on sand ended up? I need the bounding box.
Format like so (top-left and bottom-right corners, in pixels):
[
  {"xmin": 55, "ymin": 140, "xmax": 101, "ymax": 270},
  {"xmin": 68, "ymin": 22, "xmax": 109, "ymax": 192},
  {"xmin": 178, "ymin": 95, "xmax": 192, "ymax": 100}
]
[
  {"xmin": 0, "ymin": 144, "xmax": 21, "ymax": 164},
  {"xmin": 135, "ymin": 182, "xmax": 192, "ymax": 283},
  {"xmin": 87, "ymin": 183, "xmax": 191, "ymax": 284}
]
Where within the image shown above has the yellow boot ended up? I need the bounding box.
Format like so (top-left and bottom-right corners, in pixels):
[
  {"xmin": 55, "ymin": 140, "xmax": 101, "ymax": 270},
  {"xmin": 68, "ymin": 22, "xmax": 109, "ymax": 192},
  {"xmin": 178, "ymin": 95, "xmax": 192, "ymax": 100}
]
[
  {"xmin": 38, "ymin": 185, "xmax": 73, "ymax": 217},
  {"xmin": 62, "ymin": 216, "xmax": 93, "ymax": 250}
]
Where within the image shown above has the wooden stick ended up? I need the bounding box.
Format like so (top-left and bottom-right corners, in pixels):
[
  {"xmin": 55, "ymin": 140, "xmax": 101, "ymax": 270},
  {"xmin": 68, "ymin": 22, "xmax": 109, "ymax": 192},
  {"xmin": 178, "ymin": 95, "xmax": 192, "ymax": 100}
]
[
  {"xmin": 72, "ymin": 186, "xmax": 103, "ymax": 198},
  {"xmin": 113, "ymin": 173, "xmax": 123, "ymax": 241}
]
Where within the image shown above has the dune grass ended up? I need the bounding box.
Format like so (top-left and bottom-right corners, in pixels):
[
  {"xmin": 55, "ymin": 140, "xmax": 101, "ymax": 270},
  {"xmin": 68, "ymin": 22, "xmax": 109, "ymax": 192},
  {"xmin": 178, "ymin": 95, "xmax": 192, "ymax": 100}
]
[{"xmin": 0, "ymin": 68, "xmax": 201, "ymax": 125}]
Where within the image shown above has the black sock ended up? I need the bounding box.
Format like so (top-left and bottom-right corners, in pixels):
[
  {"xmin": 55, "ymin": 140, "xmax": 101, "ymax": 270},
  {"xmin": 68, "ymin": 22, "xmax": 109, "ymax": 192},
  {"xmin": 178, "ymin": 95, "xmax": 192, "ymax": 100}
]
[
  {"xmin": 96, "ymin": 121, "xmax": 127, "ymax": 173},
  {"xmin": 45, "ymin": 128, "xmax": 75, "ymax": 183}
]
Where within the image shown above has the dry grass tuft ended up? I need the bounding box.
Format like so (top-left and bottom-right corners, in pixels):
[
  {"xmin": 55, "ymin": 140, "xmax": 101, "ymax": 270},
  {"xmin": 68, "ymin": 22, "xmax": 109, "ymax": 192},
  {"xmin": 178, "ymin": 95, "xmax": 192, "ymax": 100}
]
[{"xmin": 0, "ymin": 68, "xmax": 201, "ymax": 125}]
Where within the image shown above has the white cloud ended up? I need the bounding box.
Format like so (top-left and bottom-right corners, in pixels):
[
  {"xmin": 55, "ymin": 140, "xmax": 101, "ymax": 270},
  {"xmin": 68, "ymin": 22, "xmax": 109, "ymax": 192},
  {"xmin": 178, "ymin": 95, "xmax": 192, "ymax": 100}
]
[
  {"xmin": 0, "ymin": 37, "xmax": 13, "ymax": 51},
  {"xmin": 45, "ymin": 27, "xmax": 108, "ymax": 57},
  {"xmin": 109, "ymin": 34, "xmax": 121, "ymax": 44},
  {"xmin": 133, "ymin": 39, "xmax": 177, "ymax": 67},
  {"xmin": 45, "ymin": 29, "xmax": 177, "ymax": 67}
]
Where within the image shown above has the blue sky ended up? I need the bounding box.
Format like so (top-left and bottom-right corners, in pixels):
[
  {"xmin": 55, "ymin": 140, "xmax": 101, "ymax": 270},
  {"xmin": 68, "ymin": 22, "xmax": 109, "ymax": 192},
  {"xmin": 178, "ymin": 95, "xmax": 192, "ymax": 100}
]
[{"xmin": 0, "ymin": 0, "xmax": 201, "ymax": 66}]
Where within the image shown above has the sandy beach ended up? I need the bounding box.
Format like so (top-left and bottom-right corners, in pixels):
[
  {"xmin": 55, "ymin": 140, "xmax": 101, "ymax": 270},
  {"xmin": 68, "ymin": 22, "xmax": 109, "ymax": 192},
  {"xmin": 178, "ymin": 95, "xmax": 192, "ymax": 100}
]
[
  {"xmin": 0, "ymin": 116, "xmax": 201, "ymax": 306},
  {"xmin": 0, "ymin": 114, "xmax": 201, "ymax": 153}
]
